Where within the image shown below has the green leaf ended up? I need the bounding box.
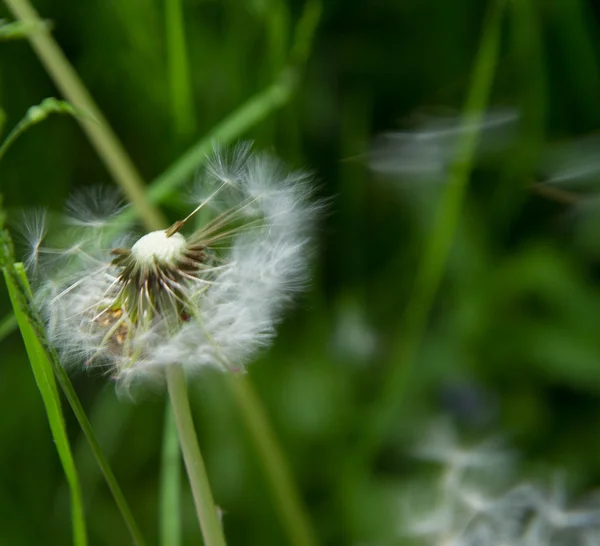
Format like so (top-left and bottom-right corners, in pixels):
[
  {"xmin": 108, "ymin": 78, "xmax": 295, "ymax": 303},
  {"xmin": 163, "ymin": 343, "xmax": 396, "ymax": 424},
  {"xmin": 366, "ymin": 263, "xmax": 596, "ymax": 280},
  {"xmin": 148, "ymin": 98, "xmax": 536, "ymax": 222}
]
[
  {"xmin": 3, "ymin": 263, "xmax": 88, "ymax": 546},
  {"xmin": 3, "ymin": 261, "xmax": 147, "ymax": 545}
]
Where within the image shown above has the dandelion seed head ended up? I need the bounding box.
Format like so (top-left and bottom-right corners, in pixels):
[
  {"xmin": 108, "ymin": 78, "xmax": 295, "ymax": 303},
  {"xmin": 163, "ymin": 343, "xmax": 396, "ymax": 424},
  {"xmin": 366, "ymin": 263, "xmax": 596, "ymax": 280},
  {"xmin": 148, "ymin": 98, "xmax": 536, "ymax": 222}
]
[
  {"xmin": 130, "ymin": 230, "xmax": 187, "ymax": 266},
  {"xmin": 31, "ymin": 142, "xmax": 318, "ymax": 387}
]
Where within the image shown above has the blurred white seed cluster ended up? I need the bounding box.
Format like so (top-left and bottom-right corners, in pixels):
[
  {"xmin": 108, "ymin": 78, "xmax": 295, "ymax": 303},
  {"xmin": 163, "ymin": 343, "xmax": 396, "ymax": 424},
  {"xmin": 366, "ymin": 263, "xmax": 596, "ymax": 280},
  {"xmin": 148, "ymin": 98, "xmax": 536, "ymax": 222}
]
[
  {"xmin": 401, "ymin": 422, "xmax": 600, "ymax": 546},
  {"xmin": 368, "ymin": 108, "xmax": 518, "ymax": 183},
  {"xmin": 24, "ymin": 143, "xmax": 318, "ymax": 386}
]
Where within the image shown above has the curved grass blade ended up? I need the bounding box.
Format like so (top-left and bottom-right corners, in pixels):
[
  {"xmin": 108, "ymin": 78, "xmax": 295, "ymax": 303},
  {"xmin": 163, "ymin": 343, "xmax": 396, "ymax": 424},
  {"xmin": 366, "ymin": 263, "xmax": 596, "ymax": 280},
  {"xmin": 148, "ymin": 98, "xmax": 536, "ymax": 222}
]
[
  {"xmin": 3, "ymin": 263, "xmax": 87, "ymax": 546},
  {"xmin": 165, "ymin": 0, "xmax": 195, "ymax": 137},
  {"xmin": 3, "ymin": 263, "xmax": 148, "ymax": 546},
  {"xmin": 0, "ymin": 97, "xmax": 80, "ymax": 164}
]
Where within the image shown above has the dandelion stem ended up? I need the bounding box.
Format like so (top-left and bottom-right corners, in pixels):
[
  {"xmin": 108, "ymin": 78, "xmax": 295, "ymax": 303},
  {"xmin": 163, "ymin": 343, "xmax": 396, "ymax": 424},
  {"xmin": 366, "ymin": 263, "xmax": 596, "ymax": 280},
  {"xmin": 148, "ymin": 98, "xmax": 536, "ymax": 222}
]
[
  {"xmin": 159, "ymin": 404, "xmax": 182, "ymax": 546},
  {"xmin": 166, "ymin": 364, "xmax": 227, "ymax": 546},
  {"xmin": 228, "ymin": 374, "xmax": 317, "ymax": 546}
]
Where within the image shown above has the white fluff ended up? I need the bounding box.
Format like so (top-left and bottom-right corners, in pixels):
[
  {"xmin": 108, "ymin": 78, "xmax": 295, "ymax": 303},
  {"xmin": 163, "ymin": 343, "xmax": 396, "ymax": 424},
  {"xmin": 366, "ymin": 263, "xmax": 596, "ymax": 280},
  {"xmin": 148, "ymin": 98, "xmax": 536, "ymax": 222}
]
[
  {"xmin": 27, "ymin": 144, "xmax": 318, "ymax": 387},
  {"xmin": 401, "ymin": 421, "xmax": 600, "ymax": 546}
]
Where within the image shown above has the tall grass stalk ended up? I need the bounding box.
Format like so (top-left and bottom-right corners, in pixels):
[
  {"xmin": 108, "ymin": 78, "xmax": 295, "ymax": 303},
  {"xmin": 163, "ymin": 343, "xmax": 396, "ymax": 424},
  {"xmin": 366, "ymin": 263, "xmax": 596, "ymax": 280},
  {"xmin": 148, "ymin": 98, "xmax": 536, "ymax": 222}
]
[
  {"xmin": 357, "ymin": 0, "xmax": 505, "ymax": 468},
  {"xmin": 3, "ymin": 262, "xmax": 88, "ymax": 546},
  {"xmin": 165, "ymin": 0, "xmax": 196, "ymax": 137},
  {"xmin": 3, "ymin": 262, "xmax": 148, "ymax": 546},
  {"xmin": 167, "ymin": 365, "xmax": 227, "ymax": 546}
]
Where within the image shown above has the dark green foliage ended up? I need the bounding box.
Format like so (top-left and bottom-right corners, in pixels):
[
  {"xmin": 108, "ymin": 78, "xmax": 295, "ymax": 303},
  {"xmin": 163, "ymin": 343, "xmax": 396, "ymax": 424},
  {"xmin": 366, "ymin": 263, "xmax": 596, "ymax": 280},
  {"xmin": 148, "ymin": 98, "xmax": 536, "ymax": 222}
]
[{"xmin": 3, "ymin": 0, "xmax": 600, "ymax": 544}]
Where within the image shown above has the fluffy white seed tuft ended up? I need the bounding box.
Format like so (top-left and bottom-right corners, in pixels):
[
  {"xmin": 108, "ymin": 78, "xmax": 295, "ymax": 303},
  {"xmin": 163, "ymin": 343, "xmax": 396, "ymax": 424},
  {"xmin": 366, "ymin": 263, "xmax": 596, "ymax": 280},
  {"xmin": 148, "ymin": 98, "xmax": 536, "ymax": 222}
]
[
  {"xmin": 400, "ymin": 421, "xmax": 600, "ymax": 546},
  {"xmin": 26, "ymin": 143, "xmax": 318, "ymax": 387}
]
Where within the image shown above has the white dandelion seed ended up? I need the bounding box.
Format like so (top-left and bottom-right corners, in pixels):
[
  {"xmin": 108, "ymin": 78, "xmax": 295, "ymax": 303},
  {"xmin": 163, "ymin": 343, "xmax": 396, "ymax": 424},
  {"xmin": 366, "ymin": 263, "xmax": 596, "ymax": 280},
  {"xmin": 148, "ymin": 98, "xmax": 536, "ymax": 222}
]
[
  {"xmin": 368, "ymin": 108, "xmax": 519, "ymax": 182},
  {"xmin": 27, "ymin": 143, "xmax": 319, "ymax": 387},
  {"xmin": 400, "ymin": 422, "xmax": 600, "ymax": 546}
]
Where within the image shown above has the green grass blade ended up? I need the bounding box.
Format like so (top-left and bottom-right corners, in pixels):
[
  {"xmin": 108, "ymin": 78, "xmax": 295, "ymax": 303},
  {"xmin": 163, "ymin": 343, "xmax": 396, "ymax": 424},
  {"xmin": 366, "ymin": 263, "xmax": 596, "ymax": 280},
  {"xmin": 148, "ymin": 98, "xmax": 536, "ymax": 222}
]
[
  {"xmin": 146, "ymin": 0, "xmax": 321, "ymax": 207},
  {"xmin": 290, "ymin": 0, "xmax": 322, "ymax": 67},
  {"xmin": 45, "ymin": 342, "xmax": 149, "ymax": 546},
  {"xmin": 146, "ymin": 70, "xmax": 298, "ymax": 206},
  {"xmin": 0, "ymin": 312, "xmax": 17, "ymax": 342},
  {"xmin": 71, "ymin": 387, "xmax": 132, "ymax": 504},
  {"xmin": 0, "ymin": 97, "xmax": 79, "ymax": 164},
  {"xmin": 165, "ymin": 0, "xmax": 195, "ymax": 137},
  {"xmin": 3, "ymin": 263, "xmax": 88, "ymax": 546},
  {"xmin": 3, "ymin": 263, "xmax": 147, "ymax": 546},
  {"xmin": 160, "ymin": 404, "xmax": 182, "ymax": 546}
]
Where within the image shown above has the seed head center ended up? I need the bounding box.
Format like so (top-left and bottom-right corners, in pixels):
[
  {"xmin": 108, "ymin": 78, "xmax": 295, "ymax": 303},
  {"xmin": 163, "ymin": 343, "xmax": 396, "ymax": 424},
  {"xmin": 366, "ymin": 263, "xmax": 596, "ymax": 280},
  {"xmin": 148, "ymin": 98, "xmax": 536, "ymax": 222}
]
[{"xmin": 131, "ymin": 230, "xmax": 187, "ymax": 266}]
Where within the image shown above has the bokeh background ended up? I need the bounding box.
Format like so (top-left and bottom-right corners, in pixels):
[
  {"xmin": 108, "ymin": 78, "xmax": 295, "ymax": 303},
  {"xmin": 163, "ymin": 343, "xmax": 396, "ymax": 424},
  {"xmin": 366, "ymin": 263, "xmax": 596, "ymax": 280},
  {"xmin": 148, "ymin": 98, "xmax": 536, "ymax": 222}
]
[{"xmin": 3, "ymin": 0, "xmax": 600, "ymax": 544}]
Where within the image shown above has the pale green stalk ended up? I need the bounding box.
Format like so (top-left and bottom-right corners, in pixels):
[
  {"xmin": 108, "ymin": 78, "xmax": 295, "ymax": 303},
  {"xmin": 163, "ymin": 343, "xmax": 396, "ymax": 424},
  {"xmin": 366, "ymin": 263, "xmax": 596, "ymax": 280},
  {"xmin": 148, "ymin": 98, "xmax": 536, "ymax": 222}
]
[
  {"xmin": 165, "ymin": 0, "xmax": 196, "ymax": 137},
  {"xmin": 0, "ymin": 97, "xmax": 78, "ymax": 164},
  {"xmin": 8, "ymin": 263, "xmax": 148, "ymax": 546},
  {"xmin": 146, "ymin": 69, "xmax": 298, "ymax": 206},
  {"xmin": 162, "ymin": 0, "xmax": 198, "ymax": 538},
  {"xmin": 160, "ymin": 403, "xmax": 182, "ymax": 546},
  {"xmin": 167, "ymin": 365, "xmax": 227, "ymax": 546},
  {"xmin": 3, "ymin": 263, "xmax": 87, "ymax": 546}
]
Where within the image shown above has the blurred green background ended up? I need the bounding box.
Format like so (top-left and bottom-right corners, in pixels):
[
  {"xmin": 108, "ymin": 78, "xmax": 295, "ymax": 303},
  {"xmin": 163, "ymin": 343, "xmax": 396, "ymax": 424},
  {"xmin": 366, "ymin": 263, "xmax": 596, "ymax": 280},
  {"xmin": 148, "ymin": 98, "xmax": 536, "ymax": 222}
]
[{"xmin": 3, "ymin": 0, "xmax": 600, "ymax": 544}]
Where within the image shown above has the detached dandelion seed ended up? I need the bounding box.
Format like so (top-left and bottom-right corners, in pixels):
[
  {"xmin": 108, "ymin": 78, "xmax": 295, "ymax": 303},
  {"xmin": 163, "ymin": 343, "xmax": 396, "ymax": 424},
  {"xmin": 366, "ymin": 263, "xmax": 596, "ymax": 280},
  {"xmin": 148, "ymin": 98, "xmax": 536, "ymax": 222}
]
[
  {"xmin": 401, "ymin": 421, "xmax": 600, "ymax": 546},
  {"xmin": 27, "ymin": 143, "xmax": 318, "ymax": 387}
]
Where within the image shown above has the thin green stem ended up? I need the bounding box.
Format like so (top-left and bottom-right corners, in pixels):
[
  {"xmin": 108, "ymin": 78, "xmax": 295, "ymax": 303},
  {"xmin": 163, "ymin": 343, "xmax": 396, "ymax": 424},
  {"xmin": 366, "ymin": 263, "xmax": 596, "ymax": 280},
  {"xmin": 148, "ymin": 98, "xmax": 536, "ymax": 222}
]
[
  {"xmin": 4, "ymin": 263, "xmax": 87, "ymax": 546},
  {"xmin": 47, "ymin": 331, "xmax": 148, "ymax": 546},
  {"xmin": 4, "ymin": 0, "xmax": 166, "ymax": 230},
  {"xmin": 160, "ymin": 404, "xmax": 182, "ymax": 546},
  {"xmin": 146, "ymin": 70, "xmax": 298, "ymax": 206},
  {"xmin": 356, "ymin": 0, "xmax": 505, "ymax": 469},
  {"xmin": 0, "ymin": 97, "xmax": 78, "ymax": 165},
  {"xmin": 228, "ymin": 375, "xmax": 317, "ymax": 546},
  {"xmin": 166, "ymin": 364, "xmax": 227, "ymax": 546},
  {"xmin": 3, "ymin": 261, "xmax": 147, "ymax": 546},
  {"xmin": 165, "ymin": 0, "xmax": 196, "ymax": 137}
]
